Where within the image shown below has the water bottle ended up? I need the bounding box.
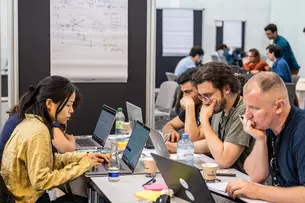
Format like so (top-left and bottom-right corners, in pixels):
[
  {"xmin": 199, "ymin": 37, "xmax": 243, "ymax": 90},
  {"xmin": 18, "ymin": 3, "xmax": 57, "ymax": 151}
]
[
  {"xmin": 115, "ymin": 107, "xmax": 125, "ymax": 135},
  {"xmin": 177, "ymin": 133, "xmax": 194, "ymax": 166}
]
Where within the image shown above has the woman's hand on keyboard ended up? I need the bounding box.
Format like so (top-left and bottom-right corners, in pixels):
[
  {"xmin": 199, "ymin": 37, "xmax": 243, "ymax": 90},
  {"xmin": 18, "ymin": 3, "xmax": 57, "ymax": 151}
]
[{"xmin": 86, "ymin": 153, "xmax": 111, "ymax": 166}]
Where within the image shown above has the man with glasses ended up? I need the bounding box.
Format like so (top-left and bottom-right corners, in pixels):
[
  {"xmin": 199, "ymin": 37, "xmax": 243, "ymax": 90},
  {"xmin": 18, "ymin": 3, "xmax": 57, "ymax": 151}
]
[
  {"xmin": 166, "ymin": 62, "xmax": 253, "ymax": 172},
  {"xmin": 162, "ymin": 68, "xmax": 203, "ymax": 143},
  {"xmin": 226, "ymin": 72, "xmax": 305, "ymax": 202}
]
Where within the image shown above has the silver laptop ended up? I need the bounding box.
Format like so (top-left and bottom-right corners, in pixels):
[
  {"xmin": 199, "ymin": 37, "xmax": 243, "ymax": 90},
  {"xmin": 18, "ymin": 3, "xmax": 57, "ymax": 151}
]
[
  {"xmin": 151, "ymin": 153, "xmax": 241, "ymax": 203},
  {"xmin": 75, "ymin": 105, "xmax": 116, "ymax": 150},
  {"xmin": 87, "ymin": 121, "xmax": 150, "ymax": 175},
  {"xmin": 126, "ymin": 101, "xmax": 143, "ymax": 130},
  {"xmin": 149, "ymin": 128, "xmax": 170, "ymax": 158},
  {"xmin": 126, "ymin": 101, "xmax": 154, "ymax": 149}
]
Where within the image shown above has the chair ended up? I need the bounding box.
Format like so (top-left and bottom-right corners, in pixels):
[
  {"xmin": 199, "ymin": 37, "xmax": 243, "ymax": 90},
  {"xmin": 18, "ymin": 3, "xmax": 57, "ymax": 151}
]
[
  {"xmin": 291, "ymin": 75, "xmax": 300, "ymax": 85},
  {"xmin": 0, "ymin": 174, "xmax": 15, "ymax": 203},
  {"xmin": 165, "ymin": 72, "xmax": 177, "ymax": 81},
  {"xmin": 155, "ymin": 81, "xmax": 178, "ymax": 120},
  {"xmin": 285, "ymin": 83, "xmax": 296, "ymax": 104}
]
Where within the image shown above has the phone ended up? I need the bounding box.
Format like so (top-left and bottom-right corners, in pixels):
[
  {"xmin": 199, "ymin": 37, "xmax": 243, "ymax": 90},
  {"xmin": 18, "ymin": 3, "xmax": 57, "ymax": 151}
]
[{"xmin": 216, "ymin": 169, "xmax": 236, "ymax": 177}]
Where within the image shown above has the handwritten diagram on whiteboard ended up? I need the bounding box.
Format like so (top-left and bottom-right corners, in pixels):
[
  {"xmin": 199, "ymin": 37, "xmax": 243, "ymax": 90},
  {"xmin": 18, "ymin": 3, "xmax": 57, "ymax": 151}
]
[{"xmin": 50, "ymin": 0, "xmax": 128, "ymax": 82}]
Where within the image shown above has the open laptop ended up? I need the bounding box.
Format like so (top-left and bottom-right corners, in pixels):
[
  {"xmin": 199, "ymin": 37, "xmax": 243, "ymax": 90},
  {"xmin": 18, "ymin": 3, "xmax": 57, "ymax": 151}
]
[
  {"xmin": 87, "ymin": 121, "xmax": 150, "ymax": 175},
  {"xmin": 149, "ymin": 128, "xmax": 170, "ymax": 158},
  {"xmin": 151, "ymin": 153, "xmax": 242, "ymax": 203},
  {"xmin": 126, "ymin": 101, "xmax": 154, "ymax": 149},
  {"xmin": 75, "ymin": 105, "xmax": 116, "ymax": 150}
]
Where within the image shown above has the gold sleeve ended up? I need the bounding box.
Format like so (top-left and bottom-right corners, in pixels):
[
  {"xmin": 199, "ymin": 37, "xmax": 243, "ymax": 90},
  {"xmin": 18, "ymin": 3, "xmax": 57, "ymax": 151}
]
[
  {"xmin": 26, "ymin": 132, "xmax": 93, "ymax": 191},
  {"xmin": 53, "ymin": 151, "xmax": 87, "ymax": 169}
]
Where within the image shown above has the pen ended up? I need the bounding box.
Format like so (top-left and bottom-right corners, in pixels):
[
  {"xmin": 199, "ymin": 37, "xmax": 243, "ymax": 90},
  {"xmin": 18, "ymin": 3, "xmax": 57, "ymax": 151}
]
[
  {"xmin": 164, "ymin": 131, "xmax": 173, "ymax": 142},
  {"xmin": 142, "ymin": 177, "xmax": 156, "ymax": 187}
]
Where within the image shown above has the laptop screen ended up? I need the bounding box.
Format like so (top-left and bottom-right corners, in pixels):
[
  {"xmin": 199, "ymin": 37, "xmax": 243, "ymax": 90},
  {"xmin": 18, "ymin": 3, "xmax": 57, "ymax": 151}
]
[
  {"xmin": 93, "ymin": 107, "xmax": 116, "ymax": 143},
  {"xmin": 123, "ymin": 121, "xmax": 150, "ymax": 169},
  {"xmin": 126, "ymin": 102, "xmax": 143, "ymax": 130}
]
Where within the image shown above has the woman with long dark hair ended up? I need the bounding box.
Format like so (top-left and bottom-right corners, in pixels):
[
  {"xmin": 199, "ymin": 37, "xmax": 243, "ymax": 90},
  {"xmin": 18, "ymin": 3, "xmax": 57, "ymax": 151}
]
[{"xmin": 1, "ymin": 76, "xmax": 109, "ymax": 203}]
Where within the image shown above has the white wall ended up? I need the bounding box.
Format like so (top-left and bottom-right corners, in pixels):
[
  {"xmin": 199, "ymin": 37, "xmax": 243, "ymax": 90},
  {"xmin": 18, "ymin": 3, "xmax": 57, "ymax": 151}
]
[
  {"xmin": 156, "ymin": 0, "xmax": 271, "ymax": 63},
  {"xmin": 270, "ymin": 0, "xmax": 305, "ymax": 76}
]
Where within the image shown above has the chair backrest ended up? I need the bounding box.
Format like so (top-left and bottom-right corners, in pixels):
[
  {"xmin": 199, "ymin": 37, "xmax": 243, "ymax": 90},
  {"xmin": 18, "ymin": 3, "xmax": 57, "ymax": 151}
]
[
  {"xmin": 165, "ymin": 72, "xmax": 177, "ymax": 81},
  {"xmin": 155, "ymin": 81, "xmax": 178, "ymax": 112},
  {"xmin": 285, "ymin": 83, "xmax": 296, "ymax": 104},
  {"xmin": 291, "ymin": 75, "xmax": 300, "ymax": 85},
  {"xmin": 0, "ymin": 174, "xmax": 15, "ymax": 203}
]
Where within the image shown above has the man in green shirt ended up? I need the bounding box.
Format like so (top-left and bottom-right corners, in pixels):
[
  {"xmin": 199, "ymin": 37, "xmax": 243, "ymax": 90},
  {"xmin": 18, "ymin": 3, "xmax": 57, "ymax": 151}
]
[{"xmin": 166, "ymin": 62, "xmax": 253, "ymax": 172}]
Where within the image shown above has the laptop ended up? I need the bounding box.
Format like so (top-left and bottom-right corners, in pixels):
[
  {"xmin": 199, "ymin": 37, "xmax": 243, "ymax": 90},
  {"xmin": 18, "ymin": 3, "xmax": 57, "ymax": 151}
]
[
  {"xmin": 126, "ymin": 101, "xmax": 154, "ymax": 149},
  {"xmin": 75, "ymin": 105, "xmax": 116, "ymax": 150},
  {"xmin": 151, "ymin": 153, "xmax": 242, "ymax": 203},
  {"xmin": 87, "ymin": 121, "xmax": 150, "ymax": 175},
  {"xmin": 149, "ymin": 128, "xmax": 170, "ymax": 158}
]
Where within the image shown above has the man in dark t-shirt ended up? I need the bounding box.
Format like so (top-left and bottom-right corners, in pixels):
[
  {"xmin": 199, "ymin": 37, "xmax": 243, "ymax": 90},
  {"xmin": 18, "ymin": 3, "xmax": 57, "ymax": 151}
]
[
  {"xmin": 162, "ymin": 68, "xmax": 202, "ymax": 144},
  {"xmin": 226, "ymin": 72, "xmax": 305, "ymax": 202}
]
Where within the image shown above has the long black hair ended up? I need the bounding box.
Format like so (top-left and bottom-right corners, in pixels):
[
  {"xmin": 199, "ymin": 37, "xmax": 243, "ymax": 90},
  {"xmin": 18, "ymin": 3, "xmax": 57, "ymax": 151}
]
[{"xmin": 17, "ymin": 75, "xmax": 82, "ymax": 137}]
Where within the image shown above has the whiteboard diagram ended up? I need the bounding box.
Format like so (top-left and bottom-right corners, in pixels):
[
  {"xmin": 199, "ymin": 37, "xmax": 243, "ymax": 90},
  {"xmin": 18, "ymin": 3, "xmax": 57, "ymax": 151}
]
[{"xmin": 50, "ymin": 0, "xmax": 128, "ymax": 82}]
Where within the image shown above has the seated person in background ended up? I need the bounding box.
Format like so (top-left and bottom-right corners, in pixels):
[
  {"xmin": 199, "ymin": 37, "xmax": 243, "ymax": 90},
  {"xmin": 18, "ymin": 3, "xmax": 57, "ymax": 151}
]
[
  {"xmin": 166, "ymin": 62, "xmax": 253, "ymax": 172},
  {"xmin": 266, "ymin": 44, "xmax": 291, "ymax": 83},
  {"xmin": 243, "ymin": 48, "xmax": 270, "ymax": 73},
  {"xmin": 174, "ymin": 46, "xmax": 204, "ymax": 76},
  {"xmin": 226, "ymin": 72, "xmax": 305, "ymax": 202},
  {"xmin": 163, "ymin": 68, "xmax": 203, "ymax": 142},
  {"xmin": 223, "ymin": 47, "xmax": 238, "ymax": 65},
  {"xmin": 1, "ymin": 76, "xmax": 109, "ymax": 203},
  {"xmin": 215, "ymin": 44, "xmax": 228, "ymax": 63}
]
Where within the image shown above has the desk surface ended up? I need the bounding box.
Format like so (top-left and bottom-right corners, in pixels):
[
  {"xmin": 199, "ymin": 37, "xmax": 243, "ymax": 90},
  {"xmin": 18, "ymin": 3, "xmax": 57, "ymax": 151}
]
[{"xmin": 88, "ymin": 149, "xmax": 252, "ymax": 203}]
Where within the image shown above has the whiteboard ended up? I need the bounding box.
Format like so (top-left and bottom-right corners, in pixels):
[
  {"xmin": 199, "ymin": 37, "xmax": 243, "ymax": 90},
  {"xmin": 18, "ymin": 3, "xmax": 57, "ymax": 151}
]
[
  {"xmin": 162, "ymin": 9, "xmax": 194, "ymax": 56},
  {"xmin": 50, "ymin": 0, "xmax": 128, "ymax": 83},
  {"xmin": 223, "ymin": 21, "xmax": 242, "ymax": 48}
]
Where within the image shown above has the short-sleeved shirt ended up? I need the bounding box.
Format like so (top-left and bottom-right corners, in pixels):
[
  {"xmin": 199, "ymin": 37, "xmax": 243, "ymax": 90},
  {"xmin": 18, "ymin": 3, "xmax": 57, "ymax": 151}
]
[
  {"xmin": 274, "ymin": 35, "xmax": 300, "ymax": 71},
  {"xmin": 272, "ymin": 57, "xmax": 292, "ymax": 83},
  {"xmin": 174, "ymin": 56, "xmax": 196, "ymax": 76},
  {"xmin": 266, "ymin": 105, "xmax": 305, "ymax": 187},
  {"xmin": 210, "ymin": 98, "xmax": 253, "ymax": 172},
  {"xmin": 178, "ymin": 105, "xmax": 201, "ymax": 126}
]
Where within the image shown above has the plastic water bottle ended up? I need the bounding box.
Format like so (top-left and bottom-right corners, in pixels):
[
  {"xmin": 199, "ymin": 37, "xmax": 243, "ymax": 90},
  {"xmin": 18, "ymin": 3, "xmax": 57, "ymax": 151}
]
[
  {"xmin": 177, "ymin": 133, "xmax": 194, "ymax": 166},
  {"xmin": 115, "ymin": 107, "xmax": 125, "ymax": 135}
]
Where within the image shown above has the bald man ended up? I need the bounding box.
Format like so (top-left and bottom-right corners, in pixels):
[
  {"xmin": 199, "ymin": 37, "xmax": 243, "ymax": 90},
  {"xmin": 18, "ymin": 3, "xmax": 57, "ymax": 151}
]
[{"xmin": 226, "ymin": 72, "xmax": 305, "ymax": 202}]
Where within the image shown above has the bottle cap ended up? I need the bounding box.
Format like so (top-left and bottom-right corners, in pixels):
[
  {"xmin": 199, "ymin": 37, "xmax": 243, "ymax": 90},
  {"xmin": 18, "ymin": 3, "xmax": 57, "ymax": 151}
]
[
  {"xmin": 118, "ymin": 107, "xmax": 123, "ymax": 112},
  {"xmin": 182, "ymin": 133, "xmax": 189, "ymax": 139}
]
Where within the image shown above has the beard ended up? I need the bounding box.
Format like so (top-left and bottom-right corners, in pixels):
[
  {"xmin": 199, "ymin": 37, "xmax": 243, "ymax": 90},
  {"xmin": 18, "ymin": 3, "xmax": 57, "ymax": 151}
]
[{"xmin": 213, "ymin": 95, "xmax": 227, "ymax": 114}]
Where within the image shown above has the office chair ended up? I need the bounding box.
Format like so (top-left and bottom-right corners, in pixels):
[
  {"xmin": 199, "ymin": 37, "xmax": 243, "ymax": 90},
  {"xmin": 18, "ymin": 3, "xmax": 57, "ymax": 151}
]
[
  {"xmin": 291, "ymin": 75, "xmax": 300, "ymax": 85},
  {"xmin": 285, "ymin": 83, "xmax": 296, "ymax": 105},
  {"xmin": 155, "ymin": 81, "xmax": 178, "ymax": 120},
  {"xmin": 165, "ymin": 72, "xmax": 177, "ymax": 81},
  {"xmin": 0, "ymin": 174, "xmax": 15, "ymax": 203}
]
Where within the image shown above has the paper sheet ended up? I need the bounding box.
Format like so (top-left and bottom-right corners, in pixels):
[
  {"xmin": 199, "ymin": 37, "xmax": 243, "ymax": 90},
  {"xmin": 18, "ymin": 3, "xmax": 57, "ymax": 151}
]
[
  {"xmin": 207, "ymin": 182, "xmax": 270, "ymax": 203},
  {"xmin": 50, "ymin": 0, "xmax": 128, "ymax": 82}
]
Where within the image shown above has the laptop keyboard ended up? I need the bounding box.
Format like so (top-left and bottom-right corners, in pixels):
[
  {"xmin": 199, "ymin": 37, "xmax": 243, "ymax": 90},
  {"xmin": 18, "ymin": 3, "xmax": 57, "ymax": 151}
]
[
  {"xmin": 212, "ymin": 193, "xmax": 241, "ymax": 203},
  {"xmin": 76, "ymin": 139, "xmax": 96, "ymax": 147}
]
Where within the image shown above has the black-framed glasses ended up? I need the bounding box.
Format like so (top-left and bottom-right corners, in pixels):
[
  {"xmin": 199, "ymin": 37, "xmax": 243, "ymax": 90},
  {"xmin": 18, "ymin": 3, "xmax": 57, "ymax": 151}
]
[{"xmin": 198, "ymin": 91, "xmax": 217, "ymax": 104}]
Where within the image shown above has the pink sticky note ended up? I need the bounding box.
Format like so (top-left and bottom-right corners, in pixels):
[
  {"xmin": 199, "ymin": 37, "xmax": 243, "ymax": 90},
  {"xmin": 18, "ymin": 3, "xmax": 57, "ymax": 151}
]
[{"xmin": 143, "ymin": 184, "xmax": 168, "ymax": 191}]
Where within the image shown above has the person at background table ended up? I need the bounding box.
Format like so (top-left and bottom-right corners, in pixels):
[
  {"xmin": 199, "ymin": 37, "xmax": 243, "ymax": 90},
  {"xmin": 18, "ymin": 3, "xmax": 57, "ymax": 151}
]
[
  {"xmin": 264, "ymin": 23, "xmax": 300, "ymax": 75},
  {"xmin": 243, "ymin": 48, "xmax": 270, "ymax": 74},
  {"xmin": 223, "ymin": 47, "xmax": 238, "ymax": 65},
  {"xmin": 266, "ymin": 44, "xmax": 291, "ymax": 83},
  {"xmin": 174, "ymin": 46, "xmax": 204, "ymax": 76},
  {"xmin": 1, "ymin": 76, "xmax": 110, "ymax": 203},
  {"xmin": 226, "ymin": 72, "xmax": 305, "ymax": 203},
  {"xmin": 166, "ymin": 62, "xmax": 254, "ymax": 172},
  {"xmin": 163, "ymin": 68, "xmax": 203, "ymax": 142},
  {"xmin": 215, "ymin": 44, "xmax": 228, "ymax": 63}
]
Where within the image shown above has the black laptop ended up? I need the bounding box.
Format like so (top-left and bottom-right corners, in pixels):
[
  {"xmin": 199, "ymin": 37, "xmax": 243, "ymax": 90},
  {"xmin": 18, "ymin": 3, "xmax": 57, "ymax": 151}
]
[{"xmin": 151, "ymin": 153, "xmax": 243, "ymax": 203}]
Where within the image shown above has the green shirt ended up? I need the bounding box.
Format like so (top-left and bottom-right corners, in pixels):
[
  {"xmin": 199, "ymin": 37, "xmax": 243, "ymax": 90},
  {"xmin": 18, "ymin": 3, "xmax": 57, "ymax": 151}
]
[{"xmin": 210, "ymin": 98, "xmax": 253, "ymax": 172}]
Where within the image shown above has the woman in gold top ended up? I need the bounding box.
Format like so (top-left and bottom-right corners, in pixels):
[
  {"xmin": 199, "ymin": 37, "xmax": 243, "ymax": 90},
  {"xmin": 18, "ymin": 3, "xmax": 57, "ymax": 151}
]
[{"xmin": 1, "ymin": 76, "xmax": 109, "ymax": 203}]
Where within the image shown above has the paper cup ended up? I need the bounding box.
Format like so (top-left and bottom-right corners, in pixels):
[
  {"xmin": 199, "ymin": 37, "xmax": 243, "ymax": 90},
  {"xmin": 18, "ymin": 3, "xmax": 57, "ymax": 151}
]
[
  {"xmin": 202, "ymin": 163, "xmax": 218, "ymax": 180},
  {"xmin": 143, "ymin": 157, "xmax": 157, "ymax": 177}
]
